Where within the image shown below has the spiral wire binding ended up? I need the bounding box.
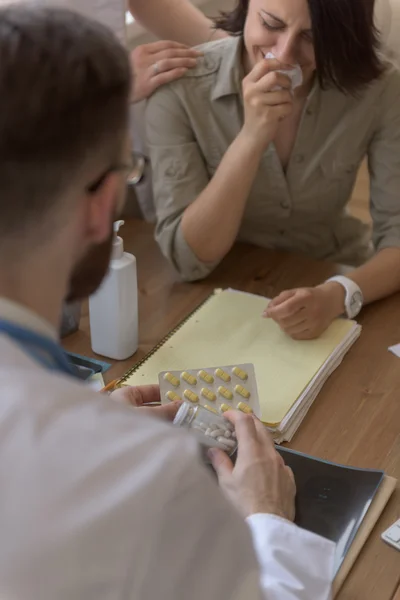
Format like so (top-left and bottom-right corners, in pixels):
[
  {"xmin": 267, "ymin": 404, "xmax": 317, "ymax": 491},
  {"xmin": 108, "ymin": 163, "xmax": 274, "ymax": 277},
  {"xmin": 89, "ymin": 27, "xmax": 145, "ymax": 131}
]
[{"xmin": 117, "ymin": 290, "xmax": 219, "ymax": 387}]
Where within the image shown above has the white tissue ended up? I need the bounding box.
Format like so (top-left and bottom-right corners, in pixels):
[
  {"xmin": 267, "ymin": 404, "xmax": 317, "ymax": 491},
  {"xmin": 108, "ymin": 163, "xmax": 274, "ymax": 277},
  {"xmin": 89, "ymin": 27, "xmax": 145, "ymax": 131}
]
[{"xmin": 264, "ymin": 51, "xmax": 303, "ymax": 90}]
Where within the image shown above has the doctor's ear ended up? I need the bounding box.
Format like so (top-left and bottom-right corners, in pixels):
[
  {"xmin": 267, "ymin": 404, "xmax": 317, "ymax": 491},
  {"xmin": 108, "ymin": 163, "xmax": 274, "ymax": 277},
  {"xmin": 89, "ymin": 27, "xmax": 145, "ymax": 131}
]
[{"xmin": 84, "ymin": 170, "xmax": 123, "ymax": 245}]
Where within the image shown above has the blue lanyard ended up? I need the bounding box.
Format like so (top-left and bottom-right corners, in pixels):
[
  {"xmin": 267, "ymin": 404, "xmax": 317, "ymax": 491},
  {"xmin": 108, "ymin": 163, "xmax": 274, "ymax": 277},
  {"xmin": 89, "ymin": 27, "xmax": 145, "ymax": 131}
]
[{"xmin": 0, "ymin": 319, "xmax": 76, "ymax": 377}]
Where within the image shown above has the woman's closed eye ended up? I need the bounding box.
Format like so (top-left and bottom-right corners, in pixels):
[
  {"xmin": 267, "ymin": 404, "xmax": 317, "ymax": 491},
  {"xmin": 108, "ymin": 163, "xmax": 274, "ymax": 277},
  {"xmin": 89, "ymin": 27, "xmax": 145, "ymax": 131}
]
[
  {"xmin": 259, "ymin": 15, "xmax": 285, "ymax": 32},
  {"xmin": 301, "ymin": 31, "xmax": 313, "ymax": 43}
]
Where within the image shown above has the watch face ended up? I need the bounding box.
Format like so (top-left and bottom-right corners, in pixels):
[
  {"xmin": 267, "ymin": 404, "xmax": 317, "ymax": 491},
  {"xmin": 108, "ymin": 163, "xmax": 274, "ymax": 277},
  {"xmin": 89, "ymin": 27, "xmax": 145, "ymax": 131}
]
[{"xmin": 349, "ymin": 291, "xmax": 363, "ymax": 317}]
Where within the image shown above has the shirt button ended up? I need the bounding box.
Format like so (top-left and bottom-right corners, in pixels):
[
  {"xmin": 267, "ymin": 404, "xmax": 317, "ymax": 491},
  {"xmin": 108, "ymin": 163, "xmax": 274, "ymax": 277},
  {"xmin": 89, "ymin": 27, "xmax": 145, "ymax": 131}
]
[
  {"xmin": 279, "ymin": 229, "xmax": 285, "ymax": 236},
  {"xmin": 294, "ymin": 154, "xmax": 304, "ymax": 164},
  {"xmin": 306, "ymin": 107, "xmax": 313, "ymax": 116},
  {"xmin": 204, "ymin": 57, "xmax": 216, "ymax": 70},
  {"xmin": 165, "ymin": 165, "xmax": 177, "ymax": 177},
  {"xmin": 280, "ymin": 200, "xmax": 290, "ymax": 210}
]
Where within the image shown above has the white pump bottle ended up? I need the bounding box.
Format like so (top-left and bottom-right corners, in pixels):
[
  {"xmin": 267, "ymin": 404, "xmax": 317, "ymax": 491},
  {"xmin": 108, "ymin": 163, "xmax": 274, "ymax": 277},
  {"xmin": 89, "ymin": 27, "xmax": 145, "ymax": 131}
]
[{"xmin": 89, "ymin": 220, "xmax": 138, "ymax": 360}]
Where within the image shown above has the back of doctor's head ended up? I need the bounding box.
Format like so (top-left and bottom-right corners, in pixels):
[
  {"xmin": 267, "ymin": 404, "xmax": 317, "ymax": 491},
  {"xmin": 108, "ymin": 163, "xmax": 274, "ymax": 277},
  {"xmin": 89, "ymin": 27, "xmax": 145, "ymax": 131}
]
[{"xmin": 0, "ymin": 3, "xmax": 131, "ymax": 248}]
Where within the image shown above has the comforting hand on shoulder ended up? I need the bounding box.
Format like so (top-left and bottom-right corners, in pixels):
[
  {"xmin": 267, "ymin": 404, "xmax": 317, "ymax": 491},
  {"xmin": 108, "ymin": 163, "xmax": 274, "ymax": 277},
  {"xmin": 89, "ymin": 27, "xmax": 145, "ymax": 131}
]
[
  {"xmin": 264, "ymin": 283, "xmax": 346, "ymax": 340},
  {"xmin": 130, "ymin": 41, "xmax": 201, "ymax": 102}
]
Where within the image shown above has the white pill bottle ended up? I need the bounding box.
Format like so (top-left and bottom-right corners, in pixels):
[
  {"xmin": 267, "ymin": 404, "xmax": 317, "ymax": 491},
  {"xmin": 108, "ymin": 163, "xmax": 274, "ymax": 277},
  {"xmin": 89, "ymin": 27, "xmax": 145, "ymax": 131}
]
[
  {"xmin": 173, "ymin": 402, "xmax": 238, "ymax": 456},
  {"xmin": 89, "ymin": 220, "xmax": 138, "ymax": 360}
]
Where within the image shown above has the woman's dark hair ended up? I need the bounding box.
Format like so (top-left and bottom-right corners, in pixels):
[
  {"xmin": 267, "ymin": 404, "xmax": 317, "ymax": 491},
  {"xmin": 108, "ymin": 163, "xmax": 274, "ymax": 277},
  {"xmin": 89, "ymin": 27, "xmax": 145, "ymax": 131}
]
[{"xmin": 214, "ymin": 0, "xmax": 384, "ymax": 93}]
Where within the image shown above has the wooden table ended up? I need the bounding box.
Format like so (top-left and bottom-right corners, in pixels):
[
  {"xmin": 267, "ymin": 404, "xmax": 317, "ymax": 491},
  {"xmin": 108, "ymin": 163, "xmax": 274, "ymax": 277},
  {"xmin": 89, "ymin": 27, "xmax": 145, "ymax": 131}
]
[{"xmin": 64, "ymin": 219, "xmax": 400, "ymax": 599}]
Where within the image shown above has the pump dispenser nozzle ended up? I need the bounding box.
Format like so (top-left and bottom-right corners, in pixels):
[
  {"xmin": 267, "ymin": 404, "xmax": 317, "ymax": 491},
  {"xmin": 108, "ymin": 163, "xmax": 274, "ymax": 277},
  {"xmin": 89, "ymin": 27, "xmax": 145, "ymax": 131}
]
[
  {"xmin": 112, "ymin": 220, "xmax": 125, "ymax": 260},
  {"xmin": 114, "ymin": 220, "xmax": 125, "ymax": 235}
]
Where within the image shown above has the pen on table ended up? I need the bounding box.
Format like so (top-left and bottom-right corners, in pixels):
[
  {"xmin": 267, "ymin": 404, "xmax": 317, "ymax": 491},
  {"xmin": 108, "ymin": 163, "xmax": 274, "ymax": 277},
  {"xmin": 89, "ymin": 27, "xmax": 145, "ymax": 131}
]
[{"xmin": 101, "ymin": 379, "xmax": 119, "ymax": 393}]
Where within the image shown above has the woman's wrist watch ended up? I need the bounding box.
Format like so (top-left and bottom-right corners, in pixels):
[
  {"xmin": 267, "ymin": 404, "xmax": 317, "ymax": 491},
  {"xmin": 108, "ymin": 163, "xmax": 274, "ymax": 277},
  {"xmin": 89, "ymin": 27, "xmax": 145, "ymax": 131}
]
[{"xmin": 325, "ymin": 275, "xmax": 364, "ymax": 319}]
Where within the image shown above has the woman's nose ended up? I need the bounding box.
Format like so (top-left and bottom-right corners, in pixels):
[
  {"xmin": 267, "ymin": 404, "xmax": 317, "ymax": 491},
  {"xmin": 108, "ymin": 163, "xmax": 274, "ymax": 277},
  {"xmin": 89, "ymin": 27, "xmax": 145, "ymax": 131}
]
[{"xmin": 274, "ymin": 34, "xmax": 298, "ymax": 66}]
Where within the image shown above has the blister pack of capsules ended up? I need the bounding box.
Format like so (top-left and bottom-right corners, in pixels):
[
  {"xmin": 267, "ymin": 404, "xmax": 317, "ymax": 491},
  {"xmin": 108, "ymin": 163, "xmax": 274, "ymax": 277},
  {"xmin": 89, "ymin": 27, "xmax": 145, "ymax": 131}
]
[{"xmin": 159, "ymin": 363, "xmax": 260, "ymax": 418}]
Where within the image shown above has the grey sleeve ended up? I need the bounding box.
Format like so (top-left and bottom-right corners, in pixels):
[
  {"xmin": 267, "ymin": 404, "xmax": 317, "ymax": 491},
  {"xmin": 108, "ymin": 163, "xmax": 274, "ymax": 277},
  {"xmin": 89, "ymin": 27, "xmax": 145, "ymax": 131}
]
[
  {"xmin": 368, "ymin": 67, "xmax": 400, "ymax": 252},
  {"xmin": 145, "ymin": 86, "xmax": 219, "ymax": 281}
]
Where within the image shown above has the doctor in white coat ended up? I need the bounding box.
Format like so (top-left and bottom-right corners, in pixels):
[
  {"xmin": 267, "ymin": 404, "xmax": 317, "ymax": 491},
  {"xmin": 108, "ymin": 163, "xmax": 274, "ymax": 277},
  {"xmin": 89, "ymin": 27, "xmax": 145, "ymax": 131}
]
[{"xmin": 0, "ymin": 5, "xmax": 335, "ymax": 600}]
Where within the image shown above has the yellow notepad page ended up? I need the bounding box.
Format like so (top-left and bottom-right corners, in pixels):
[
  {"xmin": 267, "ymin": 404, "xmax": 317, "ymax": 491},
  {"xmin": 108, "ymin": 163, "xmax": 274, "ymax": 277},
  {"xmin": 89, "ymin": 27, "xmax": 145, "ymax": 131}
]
[{"xmin": 122, "ymin": 289, "xmax": 356, "ymax": 425}]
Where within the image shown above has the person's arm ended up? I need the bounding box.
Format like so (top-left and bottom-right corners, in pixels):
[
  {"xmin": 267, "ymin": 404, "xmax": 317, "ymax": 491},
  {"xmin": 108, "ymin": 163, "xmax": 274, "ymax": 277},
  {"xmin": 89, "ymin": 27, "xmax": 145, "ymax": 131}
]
[
  {"xmin": 180, "ymin": 62, "xmax": 293, "ymax": 264},
  {"xmin": 344, "ymin": 69, "xmax": 400, "ymax": 301},
  {"xmin": 146, "ymin": 83, "xmax": 220, "ymax": 281},
  {"xmin": 128, "ymin": 0, "xmax": 227, "ymax": 46},
  {"xmin": 154, "ymin": 462, "xmax": 335, "ymax": 600},
  {"xmin": 149, "ymin": 413, "xmax": 335, "ymax": 600},
  {"xmin": 203, "ymin": 411, "xmax": 335, "ymax": 599},
  {"xmin": 247, "ymin": 514, "xmax": 335, "ymax": 599},
  {"xmin": 110, "ymin": 391, "xmax": 335, "ymax": 598},
  {"xmin": 146, "ymin": 60, "xmax": 293, "ymax": 280},
  {"xmin": 266, "ymin": 67, "xmax": 400, "ymax": 340},
  {"xmin": 322, "ymin": 66, "xmax": 400, "ymax": 308}
]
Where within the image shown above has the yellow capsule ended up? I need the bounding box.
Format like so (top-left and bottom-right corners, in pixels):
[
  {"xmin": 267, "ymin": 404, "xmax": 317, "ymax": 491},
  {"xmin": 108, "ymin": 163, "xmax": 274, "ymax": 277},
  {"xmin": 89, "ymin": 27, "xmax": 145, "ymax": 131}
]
[
  {"xmin": 232, "ymin": 366, "xmax": 248, "ymax": 381},
  {"xmin": 181, "ymin": 371, "xmax": 197, "ymax": 386},
  {"xmin": 163, "ymin": 372, "xmax": 180, "ymax": 387},
  {"xmin": 166, "ymin": 391, "xmax": 181, "ymax": 403},
  {"xmin": 218, "ymin": 386, "xmax": 233, "ymax": 400},
  {"xmin": 198, "ymin": 370, "xmax": 214, "ymax": 384},
  {"xmin": 204, "ymin": 404, "xmax": 218, "ymax": 414},
  {"xmin": 215, "ymin": 368, "xmax": 231, "ymax": 383},
  {"xmin": 237, "ymin": 402, "xmax": 253, "ymax": 414},
  {"xmin": 184, "ymin": 389, "xmax": 199, "ymax": 403},
  {"xmin": 220, "ymin": 403, "xmax": 231, "ymax": 413},
  {"xmin": 201, "ymin": 387, "xmax": 216, "ymax": 402},
  {"xmin": 235, "ymin": 385, "xmax": 251, "ymax": 399}
]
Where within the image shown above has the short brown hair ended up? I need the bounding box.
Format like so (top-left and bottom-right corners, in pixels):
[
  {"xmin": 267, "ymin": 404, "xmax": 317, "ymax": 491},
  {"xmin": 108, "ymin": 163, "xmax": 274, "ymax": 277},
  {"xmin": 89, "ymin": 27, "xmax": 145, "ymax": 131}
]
[
  {"xmin": 215, "ymin": 0, "xmax": 384, "ymax": 93},
  {"xmin": 0, "ymin": 5, "xmax": 131, "ymax": 239}
]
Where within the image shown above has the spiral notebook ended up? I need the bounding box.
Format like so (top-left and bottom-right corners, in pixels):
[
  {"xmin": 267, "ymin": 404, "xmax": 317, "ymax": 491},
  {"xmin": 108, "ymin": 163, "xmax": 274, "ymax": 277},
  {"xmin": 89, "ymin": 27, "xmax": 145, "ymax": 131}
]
[{"xmin": 118, "ymin": 288, "xmax": 361, "ymax": 441}]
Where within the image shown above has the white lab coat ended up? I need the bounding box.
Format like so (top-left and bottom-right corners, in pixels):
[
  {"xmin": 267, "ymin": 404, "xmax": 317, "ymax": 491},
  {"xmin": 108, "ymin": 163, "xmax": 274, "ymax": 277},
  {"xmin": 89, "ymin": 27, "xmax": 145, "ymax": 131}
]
[{"xmin": 0, "ymin": 299, "xmax": 335, "ymax": 599}]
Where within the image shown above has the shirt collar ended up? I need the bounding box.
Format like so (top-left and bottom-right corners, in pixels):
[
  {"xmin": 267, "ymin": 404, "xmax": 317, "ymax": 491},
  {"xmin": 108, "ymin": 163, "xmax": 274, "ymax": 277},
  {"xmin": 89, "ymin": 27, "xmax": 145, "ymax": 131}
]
[
  {"xmin": 0, "ymin": 297, "xmax": 58, "ymax": 341},
  {"xmin": 211, "ymin": 36, "xmax": 245, "ymax": 101}
]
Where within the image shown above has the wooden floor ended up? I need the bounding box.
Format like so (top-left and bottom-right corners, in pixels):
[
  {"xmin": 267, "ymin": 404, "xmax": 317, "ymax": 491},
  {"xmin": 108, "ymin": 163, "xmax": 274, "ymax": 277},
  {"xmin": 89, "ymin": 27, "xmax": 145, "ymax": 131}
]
[{"xmin": 349, "ymin": 160, "xmax": 371, "ymax": 224}]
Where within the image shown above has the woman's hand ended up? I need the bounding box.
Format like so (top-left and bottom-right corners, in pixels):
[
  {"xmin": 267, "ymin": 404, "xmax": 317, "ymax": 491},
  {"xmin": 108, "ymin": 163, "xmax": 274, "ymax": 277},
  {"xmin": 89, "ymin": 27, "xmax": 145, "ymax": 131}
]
[
  {"xmin": 241, "ymin": 58, "xmax": 294, "ymax": 150},
  {"xmin": 264, "ymin": 283, "xmax": 346, "ymax": 340},
  {"xmin": 111, "ymin": 384, "xmax": 181, "ymax": 421},
  {"xmin": 130, "ymin": 41, "xmax": 201, "ymax": 102}
]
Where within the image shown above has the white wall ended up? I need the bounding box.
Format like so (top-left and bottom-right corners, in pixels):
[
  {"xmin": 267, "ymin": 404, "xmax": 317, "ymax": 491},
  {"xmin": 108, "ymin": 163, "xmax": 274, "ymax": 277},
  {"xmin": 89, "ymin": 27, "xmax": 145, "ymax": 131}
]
[
  {"xmin": 126, "ymin": 0, "xmax": 234, "ymax": 48},
  {"xmin": 126, "ymin": 0, "xmax": 400, "ymax": 58},
  {"xmin": 386, "ymin": 0, "xmax": 400, "ymax": 58}
]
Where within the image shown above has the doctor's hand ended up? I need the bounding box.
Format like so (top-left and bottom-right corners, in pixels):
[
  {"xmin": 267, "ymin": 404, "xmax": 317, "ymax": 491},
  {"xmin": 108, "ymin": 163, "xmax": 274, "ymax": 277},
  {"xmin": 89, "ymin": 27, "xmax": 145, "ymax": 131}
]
[
  {"xmin": 264, "ymin": 283, "xmax": 346, "ymax": 340},
  {"xmin": 111, "ymin": 385, "xmax": 180, "ymax": 421},
  {"xmin": 130, "ymin": 41, "xmax": 201, "ymax": 103},
  {"xmin": 208, "ymin": 411, "xmax": 296, "ymax": 521}
]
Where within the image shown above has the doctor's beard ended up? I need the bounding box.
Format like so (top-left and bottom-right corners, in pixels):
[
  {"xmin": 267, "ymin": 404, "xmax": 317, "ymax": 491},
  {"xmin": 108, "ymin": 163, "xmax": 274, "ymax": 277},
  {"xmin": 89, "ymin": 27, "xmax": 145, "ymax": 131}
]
[{"xmin": 66, "ymin": 221, "xmax": 114, "ymax": 303}]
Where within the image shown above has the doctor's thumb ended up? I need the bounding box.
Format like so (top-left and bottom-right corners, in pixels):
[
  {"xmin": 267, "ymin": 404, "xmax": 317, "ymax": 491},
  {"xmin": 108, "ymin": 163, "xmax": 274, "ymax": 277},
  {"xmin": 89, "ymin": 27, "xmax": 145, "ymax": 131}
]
[{"xmin": 208, "ymin": 447, "xmax": 233, "ymax": 480}]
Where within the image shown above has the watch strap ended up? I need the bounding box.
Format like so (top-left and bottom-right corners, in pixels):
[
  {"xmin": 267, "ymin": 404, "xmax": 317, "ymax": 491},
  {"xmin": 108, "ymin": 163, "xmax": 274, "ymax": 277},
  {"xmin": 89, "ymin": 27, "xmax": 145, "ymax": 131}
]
[{"xmin": 325, "ymin": 276, "xmax": 363, "ymax": 318}]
